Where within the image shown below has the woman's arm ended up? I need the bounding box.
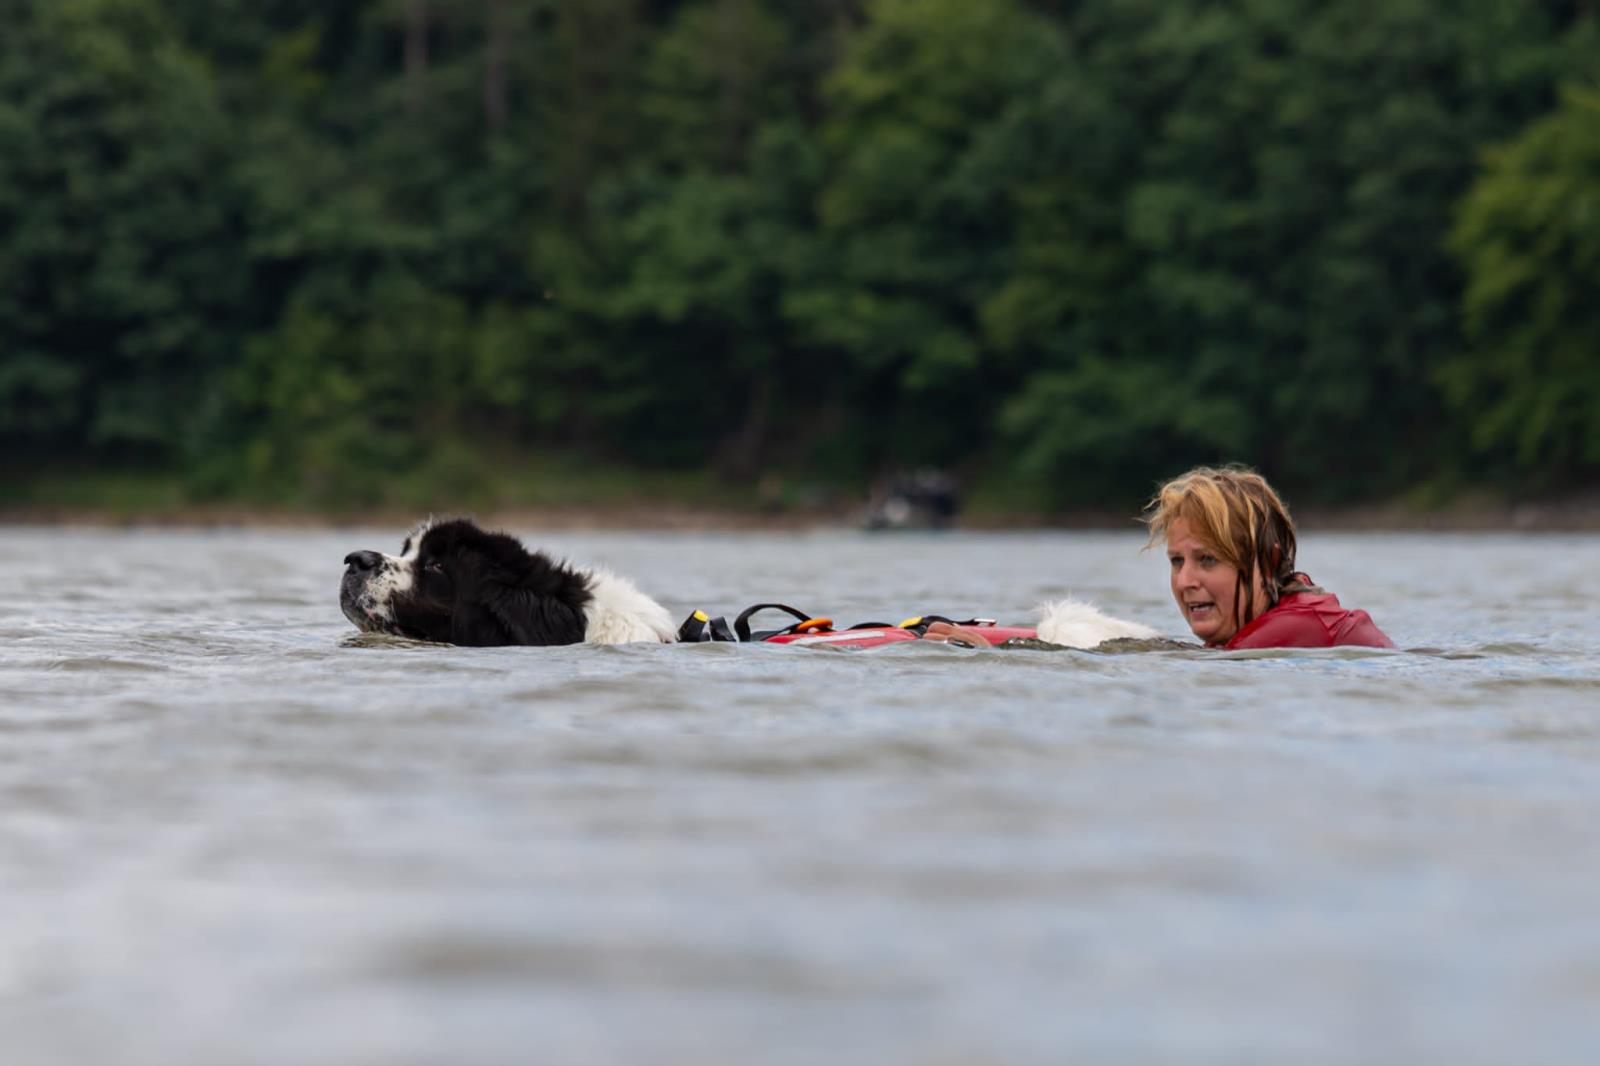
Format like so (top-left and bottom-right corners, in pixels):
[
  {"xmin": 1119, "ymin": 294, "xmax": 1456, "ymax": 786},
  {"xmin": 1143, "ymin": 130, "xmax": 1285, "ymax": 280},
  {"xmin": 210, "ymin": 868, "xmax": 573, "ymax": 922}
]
[{"xmin": 919, "ymin": 621, "xmax": 995, "ymax": 647}]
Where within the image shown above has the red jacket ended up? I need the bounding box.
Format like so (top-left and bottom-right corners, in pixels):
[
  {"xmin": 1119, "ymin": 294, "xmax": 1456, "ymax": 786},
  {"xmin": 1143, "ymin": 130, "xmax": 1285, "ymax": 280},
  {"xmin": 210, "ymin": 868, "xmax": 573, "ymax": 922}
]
[{"xmin": 1224, "ymin": 588, "xmax": 1394, "ymax": 650}]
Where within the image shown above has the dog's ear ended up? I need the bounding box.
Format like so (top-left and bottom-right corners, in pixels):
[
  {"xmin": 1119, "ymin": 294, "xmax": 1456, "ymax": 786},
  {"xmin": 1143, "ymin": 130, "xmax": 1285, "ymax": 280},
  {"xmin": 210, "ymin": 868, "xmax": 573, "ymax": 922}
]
[{"xmin": 467, "ymin": 530, "xmax": 539, "ymax": 581}]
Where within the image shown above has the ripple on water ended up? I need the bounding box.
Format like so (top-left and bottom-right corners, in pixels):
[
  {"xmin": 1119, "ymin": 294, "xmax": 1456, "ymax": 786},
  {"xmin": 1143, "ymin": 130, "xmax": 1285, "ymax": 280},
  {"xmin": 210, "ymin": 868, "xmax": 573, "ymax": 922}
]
[
  {"xmin": 1477, "ymin": 675, "xmax": 1600, "ymax": 691},
  {"xmin": 339, "ymin": 633, "xmax": 446, "ymax": 651},
  {"xmin": 35, "ymin": 656, "xmax": 172, "ymax": 674},
  {"xmin": 1501, "ymin": 723, "xmax": 1600, "ymax": 742},
  {"xmin": 227, "ymin": 594, "xmax": 321, "ymax": 607},
  {"xmin": 1027, "ymin": 635, "xmax": 1198, "ymax": 655},
  {"xmin": 1458, "ymin": 641, "xmax": 1549, "ymax": 657},
  {"xmin": 553, "ymin": 732, "xmax": 1045, "ymax": 776},
  {"xmin": 371, "ymin": 934, "xmax": 927, "ymax": 997},
  {"xmin": 0, "ymin": 698, "xmax": 170, "ymax": 747}
]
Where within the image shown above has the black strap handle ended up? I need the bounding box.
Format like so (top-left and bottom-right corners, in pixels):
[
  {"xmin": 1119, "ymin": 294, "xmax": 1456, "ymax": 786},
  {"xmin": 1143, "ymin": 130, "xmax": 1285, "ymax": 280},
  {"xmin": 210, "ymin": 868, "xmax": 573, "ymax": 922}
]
[{"xmin": 733, "ymin": 603, "xmax": 816, "ymax": 642}]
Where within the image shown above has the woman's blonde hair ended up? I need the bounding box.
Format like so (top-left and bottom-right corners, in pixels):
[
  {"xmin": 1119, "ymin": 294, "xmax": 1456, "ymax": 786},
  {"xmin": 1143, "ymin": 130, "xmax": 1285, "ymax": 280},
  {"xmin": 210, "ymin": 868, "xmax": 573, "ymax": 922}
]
[{"xmin": 1144, "ymin": 465, "xmax": 1305, "ymax": 629}]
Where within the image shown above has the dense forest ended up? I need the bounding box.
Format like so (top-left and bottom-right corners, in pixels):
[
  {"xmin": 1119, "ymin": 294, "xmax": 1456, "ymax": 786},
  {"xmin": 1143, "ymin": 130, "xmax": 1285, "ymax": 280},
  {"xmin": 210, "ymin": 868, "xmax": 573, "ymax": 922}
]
[{"xmin": 1, "ymin": 0, "xmax": 1597, "ymax": 513}]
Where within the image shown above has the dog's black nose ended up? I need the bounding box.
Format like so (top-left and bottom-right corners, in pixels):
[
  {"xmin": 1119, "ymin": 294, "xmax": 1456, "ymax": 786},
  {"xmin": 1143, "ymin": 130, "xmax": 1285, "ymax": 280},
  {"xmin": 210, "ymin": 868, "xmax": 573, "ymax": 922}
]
[{"xmin": 344, "ymin": 550, "xmax": 383, "ymax": 572}]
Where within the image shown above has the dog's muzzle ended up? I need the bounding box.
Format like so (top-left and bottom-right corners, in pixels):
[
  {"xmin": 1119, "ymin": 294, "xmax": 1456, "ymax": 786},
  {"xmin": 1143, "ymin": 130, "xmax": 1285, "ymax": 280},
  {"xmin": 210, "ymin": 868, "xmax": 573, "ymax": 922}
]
[{"xmin": 341, "ymin": 550, "xmax": 398, "ymax": 633}]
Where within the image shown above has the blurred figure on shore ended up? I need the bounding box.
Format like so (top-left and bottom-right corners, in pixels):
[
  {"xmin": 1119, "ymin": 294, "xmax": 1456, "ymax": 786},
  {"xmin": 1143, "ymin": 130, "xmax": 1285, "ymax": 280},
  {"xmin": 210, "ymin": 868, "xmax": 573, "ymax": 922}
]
[{"xmin": 864, "ymin": 468, "xmax": 959, "ymax": 530}]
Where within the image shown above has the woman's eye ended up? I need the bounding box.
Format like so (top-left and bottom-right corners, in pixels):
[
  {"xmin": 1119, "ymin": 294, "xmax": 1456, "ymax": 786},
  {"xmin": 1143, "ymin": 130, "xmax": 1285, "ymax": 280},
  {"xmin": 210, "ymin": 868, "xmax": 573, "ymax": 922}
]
[{"xmin": 1200, "ymin": 555, "xmax": 1217, "ymax": 566}]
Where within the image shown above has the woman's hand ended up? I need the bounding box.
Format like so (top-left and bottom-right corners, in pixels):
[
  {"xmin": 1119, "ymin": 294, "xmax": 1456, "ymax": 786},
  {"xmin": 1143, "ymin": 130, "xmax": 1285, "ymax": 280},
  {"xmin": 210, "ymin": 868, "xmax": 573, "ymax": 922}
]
[{"xmin": 920, "ymin": 621, "xmax": 994, "ymax": 647}]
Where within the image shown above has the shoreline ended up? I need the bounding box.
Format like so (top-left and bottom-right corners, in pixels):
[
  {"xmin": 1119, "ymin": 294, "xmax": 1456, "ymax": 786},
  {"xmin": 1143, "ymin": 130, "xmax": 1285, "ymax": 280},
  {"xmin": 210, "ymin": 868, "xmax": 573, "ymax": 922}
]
[{"xmin": 3, "ymin": 498, "xmax": 1599, "ymax": 533}]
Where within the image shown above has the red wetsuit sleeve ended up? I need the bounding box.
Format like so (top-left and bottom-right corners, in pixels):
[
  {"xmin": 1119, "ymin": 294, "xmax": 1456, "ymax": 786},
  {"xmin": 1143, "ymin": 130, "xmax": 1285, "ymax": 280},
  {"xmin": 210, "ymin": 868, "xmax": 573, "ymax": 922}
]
[{"xmin": 1225, "ymin": 592, "xmax": 1395, "ymax": 650}]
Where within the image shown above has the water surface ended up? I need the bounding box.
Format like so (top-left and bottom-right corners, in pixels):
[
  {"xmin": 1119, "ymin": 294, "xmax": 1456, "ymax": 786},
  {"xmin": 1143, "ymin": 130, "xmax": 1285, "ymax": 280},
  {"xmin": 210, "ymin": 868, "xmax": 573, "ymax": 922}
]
[{"xmin": 2, "ymin": 527, "xmax": 1598, "ymax": 1065}]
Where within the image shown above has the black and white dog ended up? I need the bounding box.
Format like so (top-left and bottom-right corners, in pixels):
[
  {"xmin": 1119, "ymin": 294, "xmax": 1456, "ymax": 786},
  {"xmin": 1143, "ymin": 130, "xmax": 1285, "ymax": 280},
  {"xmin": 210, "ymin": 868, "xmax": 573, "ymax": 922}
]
[{"xmin": 340, "ymin": 518, "xmax": 675, "ymax": 646}]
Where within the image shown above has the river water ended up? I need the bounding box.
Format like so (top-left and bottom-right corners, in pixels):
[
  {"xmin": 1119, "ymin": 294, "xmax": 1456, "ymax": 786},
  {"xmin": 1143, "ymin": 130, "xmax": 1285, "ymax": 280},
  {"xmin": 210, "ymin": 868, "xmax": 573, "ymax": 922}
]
[{"xmin": 2, "ymin": 525, "xmax": 1598, "ymax": 1065}]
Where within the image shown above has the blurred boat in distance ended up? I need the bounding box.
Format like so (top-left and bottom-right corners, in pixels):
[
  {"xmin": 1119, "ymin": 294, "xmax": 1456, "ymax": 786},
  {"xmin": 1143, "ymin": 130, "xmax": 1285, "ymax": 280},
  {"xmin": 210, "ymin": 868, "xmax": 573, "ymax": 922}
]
[{"xmin": 863, "ymin": 468, "xmax": 959, "ymax": 530}]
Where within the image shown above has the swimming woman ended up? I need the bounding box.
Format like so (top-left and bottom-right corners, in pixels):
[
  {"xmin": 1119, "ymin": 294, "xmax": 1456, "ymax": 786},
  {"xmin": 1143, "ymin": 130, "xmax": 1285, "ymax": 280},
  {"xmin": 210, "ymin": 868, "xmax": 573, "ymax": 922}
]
[
  {"xmin": 920, "ymin": 464, "xmax": 1392, "ymax": 650},
  {"xmin": 1147, "ymin": 465, "xmax": 1393, "ymax": 649}
]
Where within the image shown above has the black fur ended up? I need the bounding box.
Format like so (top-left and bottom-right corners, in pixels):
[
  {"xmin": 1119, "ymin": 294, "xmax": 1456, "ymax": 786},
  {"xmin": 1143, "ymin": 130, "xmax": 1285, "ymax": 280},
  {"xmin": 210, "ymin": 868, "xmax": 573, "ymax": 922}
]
[{"xmin": 348, "ymin": 519, "xmax": 593, "ymax": 646}]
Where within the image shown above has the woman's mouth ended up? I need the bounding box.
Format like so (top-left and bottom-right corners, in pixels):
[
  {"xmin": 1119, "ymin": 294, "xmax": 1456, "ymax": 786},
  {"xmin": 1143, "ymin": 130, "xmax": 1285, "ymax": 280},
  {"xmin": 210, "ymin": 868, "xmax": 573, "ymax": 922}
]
[{"xmin": 1186, "ymin": 601, "xmax": 1216, "ymax": 618}]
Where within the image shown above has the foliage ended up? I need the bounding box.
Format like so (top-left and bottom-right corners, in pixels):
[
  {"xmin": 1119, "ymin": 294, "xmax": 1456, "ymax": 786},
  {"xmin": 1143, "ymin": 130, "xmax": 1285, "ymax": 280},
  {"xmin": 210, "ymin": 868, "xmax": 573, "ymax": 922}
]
[
  {"xmin": 795, "ymin": 0, "xmax": 1069, "ymax": 465},
  {"xmin": 1446, "ymin": 87, "xmax": 1600, "ymax": 483},
  {"xmin": 0, "ymin": 0, "xmax": 1596, "ymax": 510},
  {"xmin": 0, "ymin": 0, "xmax": 246, "ymax": 458},
  {"xmin": 986, "ymin": 0, "xmax": 1584, "ymax": 504}
]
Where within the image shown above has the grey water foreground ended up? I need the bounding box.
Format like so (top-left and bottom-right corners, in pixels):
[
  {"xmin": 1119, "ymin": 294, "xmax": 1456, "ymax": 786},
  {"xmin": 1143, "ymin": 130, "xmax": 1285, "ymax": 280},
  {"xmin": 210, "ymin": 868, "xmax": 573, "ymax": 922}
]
[{"xmin": 2, "ymin": 527, "xmax": 1598, "ymax": 1066}]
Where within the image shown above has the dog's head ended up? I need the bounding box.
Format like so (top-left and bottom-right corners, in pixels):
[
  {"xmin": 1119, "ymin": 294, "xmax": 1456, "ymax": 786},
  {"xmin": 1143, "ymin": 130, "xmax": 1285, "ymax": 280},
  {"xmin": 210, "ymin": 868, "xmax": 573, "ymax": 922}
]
[{"xmin": 340, "ymin": 518, "xmax": 592, "ymax": 646}]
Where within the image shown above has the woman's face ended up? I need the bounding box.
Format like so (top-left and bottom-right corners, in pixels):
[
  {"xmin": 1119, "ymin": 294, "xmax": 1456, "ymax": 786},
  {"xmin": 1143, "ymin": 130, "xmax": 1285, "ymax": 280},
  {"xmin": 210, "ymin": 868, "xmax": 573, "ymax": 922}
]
[{"xmin": 1165, "ymin": 517, "xmax": 1265, "ymax": 645}]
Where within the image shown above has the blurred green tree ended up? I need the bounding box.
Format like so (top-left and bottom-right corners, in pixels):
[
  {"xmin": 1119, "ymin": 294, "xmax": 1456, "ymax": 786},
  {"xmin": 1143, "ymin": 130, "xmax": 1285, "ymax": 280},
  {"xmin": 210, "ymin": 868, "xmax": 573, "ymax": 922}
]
[
  {"xmin": 1446, "ymin": 87, "xmax": 1600, "ymax": 485},
  {"xmin": 0, "ymin": 0, "xmax": 247, "ymax": 460},
  {"xmin": 790, "ymin": 0, "xmax": 1069, "ymax": 469},
  {"xmin": 526, "ymin": 0, "xmax": 826, "ymax": 475},
  {"xmin": 986, "ymin": 0, "xmax": 1583, "ymax": 505}
]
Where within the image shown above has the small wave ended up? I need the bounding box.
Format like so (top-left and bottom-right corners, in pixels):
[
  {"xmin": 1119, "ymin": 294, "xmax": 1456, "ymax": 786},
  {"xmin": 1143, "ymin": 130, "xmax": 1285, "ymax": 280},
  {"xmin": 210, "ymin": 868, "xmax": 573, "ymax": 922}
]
[
  {"xmin": 338, "ymin": 633, "xmax": 439, "ymax": 650},
  {"xmin": 38, "ymin": 656, "xmax": 170, "ymax": 674},
  {"xmin": 1073, "ymin": 636, "xmax": 1196, "ymax": 654},
  {"xmin": 561, "ymin": 732, "xmax": 1044, "ymax": 776},
  {"xmin": 0, "ymin": 712, "xmax": 129, "ymax": 734},
  {"xmin": 228, "ymin": 594, "xmax": 316, "ymax": 608},
  {"xmin": 372, "ymin": 934, "xmax": 925, "ymax": 997},
  {"xmin": 1219, "ymin": 645, "xmax": 1397, "ymax": 660},
  {"xmin": 1502, "ymin": 724, "xmax": 1600, "ymax": 741},
  {"xmin": 1448, "ymin": 641, "xmax": 1546, "ymax": 657},
  {"xmin": 1477, "ymin": 676, "xmax": 1600, "ymax": 692}
]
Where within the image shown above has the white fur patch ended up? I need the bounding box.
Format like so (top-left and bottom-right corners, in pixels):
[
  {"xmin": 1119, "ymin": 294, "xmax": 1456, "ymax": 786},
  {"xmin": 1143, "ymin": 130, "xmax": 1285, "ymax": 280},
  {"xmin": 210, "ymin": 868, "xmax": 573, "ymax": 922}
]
[
  {"xmin": 580, "ymin": 568, "xmax": 676, "ymax": 644},
  {"xmin": 399, "ymin": 517, "xmax": 434, "ymax": 561},
  {"xmin": 350, "ymin": 520, "xmax": 433, "ymax": 626},
  {"xmin": 1035, "ymin": 599, "xmax": 1158, "ymax": 649},
  {"xmin": 354, "ymin": 554, "xmax": 412, "ymax": 625}
]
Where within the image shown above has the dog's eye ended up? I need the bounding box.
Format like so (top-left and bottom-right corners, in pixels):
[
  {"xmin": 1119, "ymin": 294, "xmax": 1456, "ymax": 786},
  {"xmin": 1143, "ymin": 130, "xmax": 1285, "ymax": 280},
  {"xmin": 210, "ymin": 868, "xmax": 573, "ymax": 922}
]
[{"xmin": 423, "ymin": 559, "xmax": 444, "ymax": 574}]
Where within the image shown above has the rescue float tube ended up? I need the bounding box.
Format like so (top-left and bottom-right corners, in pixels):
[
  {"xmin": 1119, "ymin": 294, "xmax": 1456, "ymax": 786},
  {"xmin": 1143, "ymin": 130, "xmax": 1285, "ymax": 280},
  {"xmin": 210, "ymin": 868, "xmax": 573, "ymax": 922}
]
[
  {"xmin": 677, "ymin": 603, "xmax": 1037, "ymax": 649},
  {"xmin": 765, "ymin": 624, "xmax": 1038, "ymax": 650}
]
